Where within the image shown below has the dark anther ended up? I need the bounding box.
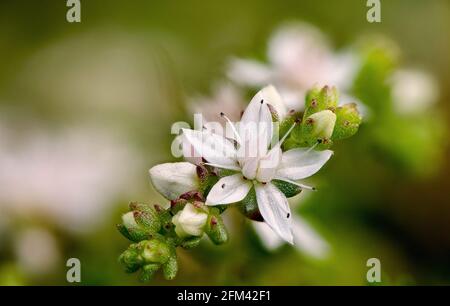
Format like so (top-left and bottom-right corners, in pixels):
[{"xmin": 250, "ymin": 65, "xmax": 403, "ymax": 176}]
[
  {"xmin": 287, "ymin": 213, "xmax": 290, "ymax": 218},
  {"xmin": 221, "ymin": 184, "xmax": 225, "ymax": 188},
  {"xmin": 220, "ymin": 112, "xmax": 224, "ymax": 117},
  {"xmin": 260, "ymin": 99, "xmax": 264, "ymax": 104}
]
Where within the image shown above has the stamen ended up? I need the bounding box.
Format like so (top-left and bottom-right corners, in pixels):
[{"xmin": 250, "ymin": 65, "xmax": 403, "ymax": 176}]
[
  {"xmin": 305, "ymin": 142, "xmax": 319, "ymax": 154},
  {"xmin": 275, "ymin": 177, "xmax": 316, "ymax": 191},
  {"xmin": 204, "ymin": 162, "xmax": 240, "ymax": 171},
  {"xmin": 220, "ymin": 112, "xmax": 242, "ymax": 144},
  {"xmin": 276, "ymin": 121, "xmax": 298, "ymax": 147}
]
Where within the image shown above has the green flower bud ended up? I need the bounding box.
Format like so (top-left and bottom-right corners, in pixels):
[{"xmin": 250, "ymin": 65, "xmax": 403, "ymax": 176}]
[
  {"xmin": 332, "ymin": 103, "xmax": 362, "ymax": 141},
  {"xmin": 205, "ymin": 208, "xmax": 228, "ymax": 245},
  {"xmin": 302, "ymin": 110, "xmax": 337, "ymax": 147},
  {"xmin": 119, "ymin": 212, "xmax": 150, "ymax": 242},
  {"xmin": 172, "ymin": 203, "xmax": 208, "ymax": 238},
  {"xmin": 119, "ymin": 244, "xmax": 143, "ymax": 273},
  {"xmin": 304, "ymin": 85, "xmax": 338, "ymax": 118},
  {"xmin": 139, "ymin": 239, "xmax": 171, "ymax": 264},
  {"xmin": 118, "ymin": 203, "xmax": 162, "ymax": 242}
]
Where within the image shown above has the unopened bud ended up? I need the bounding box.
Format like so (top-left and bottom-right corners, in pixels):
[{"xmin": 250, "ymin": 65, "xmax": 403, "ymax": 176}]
[
  {"xmin": 139, "ymin": 239, "xmax": 171, "ymax": 264},
  {"xmin": 304, "ymin": 85, "xmax": 338, "ymax": 118},
  {"xmin": 172, "ymin": 203, "xmax": 208, "ymax": 238},
  {"xmin": 332, "ymin": 103, "xmax": 362, "ymax": 140},
  {"xmin": 305, "ymin": 110, "xmax": 337, "ymax": 140}
]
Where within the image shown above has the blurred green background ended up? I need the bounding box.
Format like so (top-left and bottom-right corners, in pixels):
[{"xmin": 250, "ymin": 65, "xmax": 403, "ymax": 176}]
[{"xmin": 0, "ymin": 0, "xmax": 449, "ymax": 285}]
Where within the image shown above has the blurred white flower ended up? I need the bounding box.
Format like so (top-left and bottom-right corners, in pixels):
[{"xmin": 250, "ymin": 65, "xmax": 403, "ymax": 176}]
[
  {"xmin": 391, "ymin": 69, "xmax": 439, "ymax": 115},
  {"xmin": 0, "ymin": 122, "xmax": 142, "ymax": 233},
  {"xmin": 14, "ymin": 227, "xmax": 60, "ymax": 275},
  {"xmin": 228, "ymin": 23, "xmax": 359, "ymax": 110},
  {"xmin": 252, "ymin": 193, "xmax": 330, "ymax": 259},
  {"xmin": 188, "ymin": 82, "xmax": 245, "ymax": 123}
]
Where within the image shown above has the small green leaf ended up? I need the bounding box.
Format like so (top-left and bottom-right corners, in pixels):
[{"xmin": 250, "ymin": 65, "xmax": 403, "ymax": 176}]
[
  {"xmin": 162, "ymin": 254, "xmax": 178, "ymax": 280},
  {"xmin": 140, "ymin": 264, "xmax": 160, "ymax": 282},
  {"xmin": 272, "ymin": 180, "xmax": 302, "ymax": 198},
  {"xmin": 205, "ymin": 212, "xmax": 228, "ymax": 245},
  {"xmin": 237, "ymin": 187, "xmax": 263, "ymax": 221}
]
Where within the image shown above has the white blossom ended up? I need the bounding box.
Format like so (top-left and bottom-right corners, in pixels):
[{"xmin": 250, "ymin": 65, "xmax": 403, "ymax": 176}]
[{"xmin": 181, "ymin": 86, "xmax": 333, "ymax": 243}]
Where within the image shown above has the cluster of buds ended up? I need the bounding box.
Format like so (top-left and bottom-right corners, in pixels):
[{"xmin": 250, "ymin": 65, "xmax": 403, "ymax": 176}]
[
  {"xmin": 117, "ymin": 176, "xmax": 228, "ymax": 281},
  {"xmin": 118, "ymin": 84, "xmax": 362, "ymax": 281},
  {"xmin": 285, "ymin": 85, "xmax": 362, "ymax": 150}
]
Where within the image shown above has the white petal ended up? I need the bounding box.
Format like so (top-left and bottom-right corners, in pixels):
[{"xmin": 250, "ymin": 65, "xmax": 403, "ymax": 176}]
[
  {"xmin": 206, "ymin": 174, "xmax": 252, "ymax": 205},
  {"xmin": 252, "ymin": 221, "xmax": 284, "ymax": 250},
  {"xmin": 255, "ymin": 183, "xmax": 293, "ymax": 244},
  {"xmin": 259, "ymin": 85, "xmax": 287, "ymax": 120},
  {"xmin": 256, "ymin": 147, "xmax": 282, "ymax": 183},
  {"xmin": 276, "ymin": 148, "xmax": 333, "ymax": 180},
  {"xmin": 182, "ymin": 129, "xmax": 238, "ymax": 170},
  {"xmin": 291, "ymin": 215, "xmax": 330, "ymax": 259},
  {"xmin": 238, "ymin": 89, "xmax": 274, "ymax": 157},
  {"xmin": 149, "ymin": 162, "xmax": 199, "ymax": 200},
  {"xmin": 241, "ymin": 156, "xmax": 259, "ymax": 180}
]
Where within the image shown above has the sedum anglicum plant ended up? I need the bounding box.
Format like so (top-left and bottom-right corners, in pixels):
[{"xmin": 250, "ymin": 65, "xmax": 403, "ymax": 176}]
[{"xmin": 117, "ymin": 85, "xmax": 361, "ymax": 281}]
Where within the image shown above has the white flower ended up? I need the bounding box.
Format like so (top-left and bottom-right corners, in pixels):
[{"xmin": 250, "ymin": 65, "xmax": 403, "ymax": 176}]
[
  {"xmin": 227, "ymin": 23, "xmax": 359, "ymax": 110},
  {"xmin": 391, "ymin": 69, "xmax": 438, "ymax": 115},
  {"xmin": 149, "ymin": 162, "xmax": 199, "ymax": 200},
  {"xmin": 172, "ymin": 203, "xmax": 208, "ymax": 238},
  {"xmin": 182, "ymin": 87, "xmax": 333, "ymax": 244}
]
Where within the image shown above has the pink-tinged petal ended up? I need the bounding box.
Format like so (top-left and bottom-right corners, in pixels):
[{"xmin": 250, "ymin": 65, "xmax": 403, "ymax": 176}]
[
  {"xmin": 206, "ymin": 174, "xmax": 252, "ymax": 205},
  {"xmin": 255, "ymin": 183, "xmax": 293, "ymax": 244},
  {"xmin": 276, "ymin": 148, "xmax": 333, "ymax": 180}
]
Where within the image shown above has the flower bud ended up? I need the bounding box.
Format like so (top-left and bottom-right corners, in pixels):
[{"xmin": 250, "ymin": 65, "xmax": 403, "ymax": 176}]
[
  {"xmin": 172, "ymin": 203, "xmax": 208, "ymax": 238},
  {"xmin": 332, "ymin": 103, "xmax": 362, "ymax": 141},
  {"xmin": 149, "ymin": 162, "xmax": 199, "ymax": 200},
  {"xmin": 119, "ymin": 244, "xmax": 143, "ymax": 273},
  {"xmin": 304, "ymin": 85, "xmax": 338, "ymax": 118},
  {"xmin": 118, "ymin": 203, "xmax": 162, "ymax": 242},
  {"xmin": 302, "ymin": 110, "xmax": 337, "ymax": 148},
  {"xmin": 139, "ymin": 239, "xmax": 171, "ymax": 264}
]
